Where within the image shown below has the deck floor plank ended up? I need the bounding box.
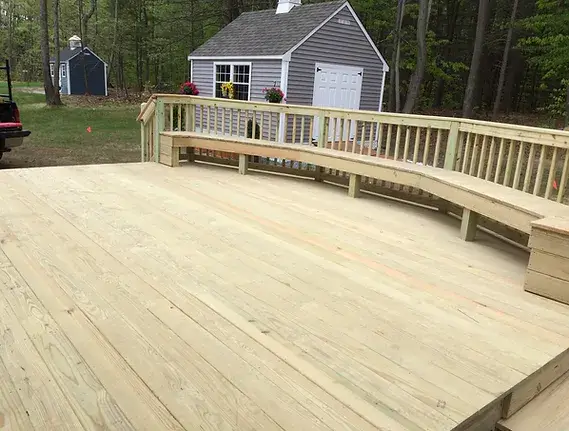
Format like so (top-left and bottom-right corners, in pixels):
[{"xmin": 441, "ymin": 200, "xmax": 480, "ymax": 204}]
[
  {"xmin": 0, "ymin": 271, "xmax": 85, "ymax": 430},
  {"xmin": 0, "ymin": 163, "xmax": 568, "ymax": 431},
  {"xmin": 0, "ymin": 183, "xmax": 285, "ymax": 431},
  {"xmin": 0, "ymin": 265, "xmax": 135, "ymax": 431}
]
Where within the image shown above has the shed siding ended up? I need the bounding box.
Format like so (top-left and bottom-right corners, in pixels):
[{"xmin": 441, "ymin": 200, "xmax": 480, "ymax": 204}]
[
  {"xmin": 191, "ymin": 60, "xmax": 214, "ymax": 97},
  {"xmin": 49, "ymin": 62, "xmax": 70, "ymax": 94},
  {"xmin": 69, "ymin": 52, "xmax": 106, "ymax": 96},
  {"xmin": 287, "ymin": 6, "xmax": 384, "ymax": 111},
  {"xmin": 191, "ymin": 59, "xmax": 281, "ymax": 138},
  {"xmin": 250, "ymin": 60, "xmax": 282, "ymax": 101},
  {"xmin": 191, "ymin": 59, "xmax": 281, "ymax": 102}
]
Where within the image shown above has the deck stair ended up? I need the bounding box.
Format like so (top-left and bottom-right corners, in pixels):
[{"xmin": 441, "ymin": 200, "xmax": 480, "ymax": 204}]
[{"xmin": 498, "ymin": 370, "xmax": 569, "ymax": 431}]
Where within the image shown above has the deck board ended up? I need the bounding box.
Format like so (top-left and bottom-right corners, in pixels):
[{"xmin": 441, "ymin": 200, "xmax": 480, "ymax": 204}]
[{"xmin": 0, "ymin": 162, "xmax": 569, "ymax": 430}]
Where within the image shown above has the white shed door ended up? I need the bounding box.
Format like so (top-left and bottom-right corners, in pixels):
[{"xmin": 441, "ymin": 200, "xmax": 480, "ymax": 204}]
[{"xmin": 312, "ymin": 63, "xmax": 363, "ymax": 142}]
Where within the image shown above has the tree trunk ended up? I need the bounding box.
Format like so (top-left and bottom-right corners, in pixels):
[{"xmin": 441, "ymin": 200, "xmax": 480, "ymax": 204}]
[
  {"xmin": 53, "ymin": 0, "xmax": 61, "ymax": 100},
  {"xmin": 492, "ymin": 0, "xmax": 519, "ymax": 121},
  {"xmin": 462, "ymin": 0, "xmax": 490, "ymax": 118},
  {"xmin": 565, "ymin": 83, "xmax": 569, "ymax": 128},
  {"xmin": 77, "ymin": 0, "xmax": 90, "ymax": 95},
  {"xmin": 81, "ymin": 0, "xmax": 97, "ymax": 45},
  {"xmin": 40, "ymin": 0, "xmax": 61, "ymax": 106},
  {"xmin": 389, "ymin": 0, "xmax": 405, "ymax": 112},
  {"xmin": 403, "ymin": 0, "xmax": 429, "ymax": 113}
]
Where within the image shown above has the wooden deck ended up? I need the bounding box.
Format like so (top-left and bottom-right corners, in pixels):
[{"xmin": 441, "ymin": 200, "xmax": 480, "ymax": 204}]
[{"xmin": 1, "ymin": 162, "xmax": 569, "ymax": 431}]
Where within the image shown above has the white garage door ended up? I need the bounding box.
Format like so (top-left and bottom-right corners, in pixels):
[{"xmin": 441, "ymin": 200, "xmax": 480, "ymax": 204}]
[{"xmin": 312, "ymin": 62, "xmax": 363, "ymax": 141}]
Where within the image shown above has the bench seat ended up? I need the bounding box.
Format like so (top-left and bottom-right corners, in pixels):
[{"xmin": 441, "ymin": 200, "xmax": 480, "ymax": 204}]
[{"xmin": 160, "ymin": 131, "xmax": 569, "ymax": 304}]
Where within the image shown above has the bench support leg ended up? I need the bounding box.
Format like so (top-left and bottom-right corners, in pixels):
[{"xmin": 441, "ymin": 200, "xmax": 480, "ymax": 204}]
[
  {"xmin": 348, "ymin": 173, "xmax": 361, "ymax": 198},
  {"xmin": 314, "ymin": 166, "xmax": 323, "ymax": 182},
  {"xmin": 460, "ymin": 208, "xmax": 478, "ymax": 241},
  {"xmin": 171, "ymin": 148, "xmax": 180, "ymax": 167},
  {"xmin": 238, "ymin": 154, "xmax": 249, "ymax": 175},
  {"xmin": 186, "ymin": 147, "xmax": 195, "ymax": 162}
]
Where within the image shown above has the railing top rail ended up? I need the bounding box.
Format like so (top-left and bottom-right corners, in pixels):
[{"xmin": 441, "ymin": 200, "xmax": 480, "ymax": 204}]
[
  {"xmin": 137, "ymin": 95, "xmax": 157, "ymax": 122},
  {"xmin": 147, "ymin": 94, "xmax": 569, "ymax": 147}
]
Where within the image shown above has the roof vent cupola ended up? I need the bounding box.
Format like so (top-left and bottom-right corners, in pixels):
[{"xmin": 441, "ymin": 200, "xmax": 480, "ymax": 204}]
[
  {"xmin": 276, "ymin": 0, "xmax": 301, "ymax": 14},
  {"xmin": 69, "ymin": 35, "xmax": 82, "ymax": 50}
]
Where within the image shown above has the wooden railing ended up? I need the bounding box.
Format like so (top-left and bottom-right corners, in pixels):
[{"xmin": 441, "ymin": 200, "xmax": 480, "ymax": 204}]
[{"xmin": 138, "ymin": 94, "xmax": 569, "ymax": 205}]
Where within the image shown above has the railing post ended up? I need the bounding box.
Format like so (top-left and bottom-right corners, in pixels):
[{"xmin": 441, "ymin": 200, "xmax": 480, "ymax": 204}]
[
  {"xmin": 313, "ymin": 113, "xmax": 328, "ymax": 182},
  {"xmin": 140, "ymin": 102, "xmax": 147, "ymax": 162},
  {"xmin": 154, "ymin": 99, "xmax": 165, "ymax": 163},
  {"xmin": 444, "ymin": 121, "xmax": 460, "ymax": 171}
]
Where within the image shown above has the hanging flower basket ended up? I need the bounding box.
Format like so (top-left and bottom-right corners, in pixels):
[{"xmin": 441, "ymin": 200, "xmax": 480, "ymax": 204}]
[
  {"xmin": 179, "ymin": 81, "xmax": 199, "ymax": 95},
  {"xmin": 263, "ymin": 86, "xmax": 285, "ymax": 103},
  {"xmin": 221, "ymin": 82, "xmax": 235, "ymax": 99}
]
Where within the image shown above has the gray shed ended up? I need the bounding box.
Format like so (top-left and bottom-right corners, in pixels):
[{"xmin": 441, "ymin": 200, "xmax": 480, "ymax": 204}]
[{"xmin": 188, "ymin": 0, "xmax": 389, "ymax": 139}]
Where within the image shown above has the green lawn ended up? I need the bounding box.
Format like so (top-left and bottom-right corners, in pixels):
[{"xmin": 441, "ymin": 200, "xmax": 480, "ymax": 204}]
[{"xmin": 0, "ymin": 83, "xmax": 141, "ymax": 168}]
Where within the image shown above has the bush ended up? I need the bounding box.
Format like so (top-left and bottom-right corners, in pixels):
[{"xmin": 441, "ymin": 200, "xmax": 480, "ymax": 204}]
[{"xmin": 247, "ymin": 119, "xmax": 261, "ymax": 139}]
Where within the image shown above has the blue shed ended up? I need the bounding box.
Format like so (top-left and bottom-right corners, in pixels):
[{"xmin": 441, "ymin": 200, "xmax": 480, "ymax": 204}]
[{"xmin": 50, "ymin": 35, "xmax": 108, "ymax": 96}]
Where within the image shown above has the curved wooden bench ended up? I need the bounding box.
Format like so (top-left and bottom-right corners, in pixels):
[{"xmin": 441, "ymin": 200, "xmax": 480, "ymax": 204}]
[{"xmin": 161, "ymin": 131, "xmax": 569, "ymax": 305}]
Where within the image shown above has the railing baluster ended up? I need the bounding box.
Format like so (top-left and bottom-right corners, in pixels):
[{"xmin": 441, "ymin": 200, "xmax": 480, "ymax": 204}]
[
  {"xmin": 309, "ymin": 117, "xmax": 314, "ymax": 145},
  {"xmin": 292, "ymin": 114, "xmax": 297, "ymax": 144},
  {"xmin": 177, "ymin": 104, "xmax": 182, "ymax": 131},
  {"xmin": 433, "ymin": 129, "xmax": 442, "ymax": 168},
  {"xmin": 268, "ymin": 112, "xmax": 272, "ymax": 141},
  {"xmin": 300, "ymin": 116, "xmax": 306, "ymax": 145},
  {"xmin": 351, "ymin": 121, "xmax": 358, "ymax": 153},
  {"xmin": 413, "ymin": 127, "xmax": 421, "ymax": 163},
  {"xmin": 494, "ymin": 138, "xmax": 506, "ymax": 183},
  {"xmin": 330, "ymin": 118, "xmax": 337, "ymax": 149},
  {"xmin": 422, "ymin": 127, "xmax": 431, "ymax": 165},
  {"xmin": 394, "ymin": 125, "xmax": 402, "ymax": 161},
  {"xmin": 477, "ymin": 135, "xmax": 488, "ymax": 178},
  {"xmin": 359, "ymin": 122, "xmax": 365, "ymax": 154},
  {"xmin": 558, "ymin": 149, "xmax": 569, "ymax": 203},
  {"xmin": 545, "ymin": 147, "xmax": 559, "ymax": 200},
  {"xmin": 503, "ymin": 140, "xmax": 515, "ymax": 187},
  {"xmin": 169, "ymin": 104, "xmax": 174, "ymax": 131},
  {"xmin": 512, "ymin": 141, "xmax": 524, "ymax": 190},
  {"xmin": 337, "ymin": 117, "xmax": 344, "ymax": 150},
  {"xmin": 485, "ymin": 137, "xmax": 496, "ymax": 181},
  {"xmin": 184, "ymin": 105, "xmax": 190, "ymax": 131},
  {"xmin": 253, "ymin": 111, "xmax": 258, "ymax": 140},
  {"xmin": 376, "ymin": 123, "xmax": 383, "ymax": 158},
  {"xmin": 403, "ymin": 127, "xmax": 411, "ymax": 161},
  {"xmin": 462, "ymin": 133, "xmax": 472, "ymax": 173},
  {"xmin": 368, "ymin": 123, "xmax": 375, "ymax": 156},
  {"xmin": 214, "ymin": 107, "xmax": 219, "ymax": 135},
  {"xmin": 385, "ymin": 125, "xmax": 393, "ymax": 159},
  {"xmin": 523, "ymin": 143, "xmax": 536, "ymax": 192},
  {"xmin": 533, "ymin": 145, "xmax": 546, "ymax": 195},
  {"xmin": 469, "ymin": 134, "xmax": 479, "ymax": 176},
  {"xmin": 260, "ymin": 112, "xmax": 265, "ymax": 140}
]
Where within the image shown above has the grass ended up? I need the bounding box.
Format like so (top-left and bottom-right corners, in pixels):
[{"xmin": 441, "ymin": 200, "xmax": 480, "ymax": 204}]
[{"xmin": 0, "ymin": 83, "xmax": 140, "ymax": 168}]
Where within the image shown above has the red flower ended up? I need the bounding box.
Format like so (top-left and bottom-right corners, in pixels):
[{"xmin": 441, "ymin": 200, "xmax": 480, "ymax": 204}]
[{"xmin": 180, "ymin": 81, "xmax": 199, "ymax": 96}]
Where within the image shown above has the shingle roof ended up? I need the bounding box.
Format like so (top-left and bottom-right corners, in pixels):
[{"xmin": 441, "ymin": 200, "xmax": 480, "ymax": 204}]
[
  {"xmin": 50, "ymin": 47, "xmax": 82, "ymax": 62},
  {"xmin": 50, "ymin": 47, "xmax": 108, "ymax": 66},
  {"xmin": 190, "ymin": 0, "xmax": 346, "ymax": 57}
]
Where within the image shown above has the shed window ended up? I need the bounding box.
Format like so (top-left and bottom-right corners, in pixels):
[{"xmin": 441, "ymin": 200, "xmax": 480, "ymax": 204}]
[
  {"xmin": 60, "ymin": 63, "xmax": 66, "ymax": 78},
  {"xmin": 215, "ymin": 63, "xmax": 250, "ymax": 101}
]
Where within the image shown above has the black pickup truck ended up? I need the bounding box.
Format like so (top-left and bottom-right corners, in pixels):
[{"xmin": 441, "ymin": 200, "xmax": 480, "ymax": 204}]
[{"xmin": 0, "ymin": 59, "xmax": 31, "ymax": 160}]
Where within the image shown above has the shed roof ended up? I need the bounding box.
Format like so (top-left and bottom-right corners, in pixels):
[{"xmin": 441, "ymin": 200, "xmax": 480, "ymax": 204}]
[
  {"xmin": 189, "ymin": 0, "xmax": 345, "ymax": 57},
  {"xmin": 50, "ymin": 47, "xmax": 82, "ymax": 62},
  {"xmin": 50, "ymin": 47, "xmax": 108, "ymax": 66}
]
